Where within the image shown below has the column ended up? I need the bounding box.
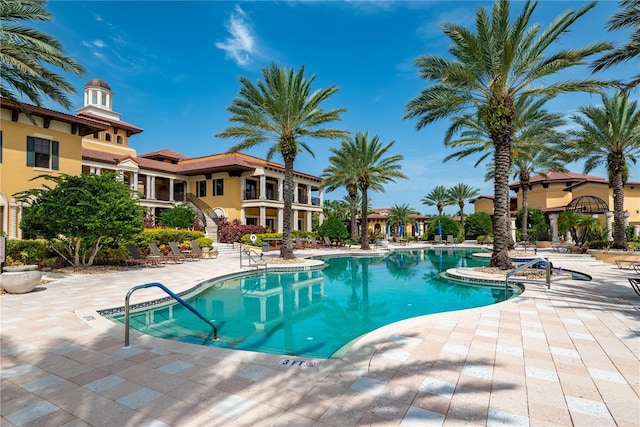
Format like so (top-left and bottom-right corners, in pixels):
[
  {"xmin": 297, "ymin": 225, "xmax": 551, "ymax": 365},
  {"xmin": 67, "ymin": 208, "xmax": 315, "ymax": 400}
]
[
  {"xmin": 146, "ymin": 175, "xmax": 152, "ymax": 199},
  {"xmin": 116, "ymin": 170, "xmax": 124, "ymax": 181},
  {"xmin": 307, "ymin": 185, "xmax": 312, "ymax": 205},
  {"xmin": 150, "ymin": 176, "xmax": 156, "ymax": 199},
  {"xmin": 260, "ymin": 175, "xmax": 266, "ymax": 200},
  {"xmin": 549, "ymin": 213, "xmax": 559, "ymax": 243},
  {"xmin": 306, "ymin": 211, "xmax": 312, "ymax": 232},
  {"xmin": 9, "ymin": 198, "xmax": 18, "ymax": 239},
  {"xmin": 624, "ymin": 211, "xmax": 630, "ymax": 227},
  {"xmin": 90, "ymin": 166, "xmax": 96, "ymax": 174},
  {"xmin": 169, "ymin": 178, "xmax": 175, "ymax": 202},
  {"xmin": 132, "ymin": 172, "xmax": 139, "ymax": 191},
  {"xmin": 277, "ymin": 209, "xmax": 283, "ymax": 233},
  {"xmin": 605, "ymin": 211, "xmax": 614, "ymax": 241},
  {"xmin": 260, "ymin": 207, "xmax": 266, "ymax": 227},
  {"xmin": 293, "ymin": 209, "xmax": 299, "ymax": 230},
  {"xmin": 278, "ymin": 179, "xmax": 284, "ymax": 202},
  {"xmin": 510, "ymin": 217, "xmax": 516, "ymax": 243},
  {"xmin": 319, "ymin": 187, "xmax": 324, "ymax": 207},
  {"xmin": 633, "ymin": 225, "xmax": 640, "ymax": 238},
  {"xmin": 241, "ymin": 178, "xmax": 246, "ymax": 200},
  {"xmin": 241, "ymin": 208, "xmax": 246, "ymax": 224}
]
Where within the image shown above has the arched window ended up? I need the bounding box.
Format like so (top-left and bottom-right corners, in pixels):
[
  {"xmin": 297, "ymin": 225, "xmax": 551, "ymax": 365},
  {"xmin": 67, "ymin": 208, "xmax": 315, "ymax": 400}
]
[
  {"xmin": 105, "ymin": 133, "xmax": 111, "ymax": 142},
  {"xmin": 117, "ymin": 135, "xmax": 124, "ymax": 144}
]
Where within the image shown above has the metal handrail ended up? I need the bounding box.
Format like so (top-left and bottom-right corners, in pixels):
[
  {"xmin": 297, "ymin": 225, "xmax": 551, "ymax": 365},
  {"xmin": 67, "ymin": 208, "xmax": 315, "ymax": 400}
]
[
  {"xmin": 506, "ymin": 257, "xmax": 551, "ymax": 289},
  {"xmin": 239, "ymin": 246, "xmax": 266, "ymax": 271},
  {"xmin": 123, "ymin": 282, "xmax": 218, "ymax": 348},
  {"xmin": 186, "ymin": 193, "xmax": 221, "ymax": 225}
]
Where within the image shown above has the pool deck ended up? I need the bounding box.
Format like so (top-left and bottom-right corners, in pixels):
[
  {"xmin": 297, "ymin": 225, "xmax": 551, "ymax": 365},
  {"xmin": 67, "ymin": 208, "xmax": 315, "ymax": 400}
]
[{"xmin": 1, "ymin": 244, "xmax": 638, "ymax": 427}]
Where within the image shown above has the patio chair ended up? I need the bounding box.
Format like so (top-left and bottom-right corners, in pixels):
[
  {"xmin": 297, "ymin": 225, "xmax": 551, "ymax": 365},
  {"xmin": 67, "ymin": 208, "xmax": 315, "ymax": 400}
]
[
  {"xmin": 126, "ymin": 244, "xmax": 165, "ymax": 268},
  {"xmin": 323, "ymin": 236, "xmax": 333, "ymax": 247},
  {"xmin": 434, "ymin": 235, "xmax": 442, "ymax": 244},
  {"xmin": 294, "ymin": 238, "xmax": 306, "ymax": 249},
  {"xmin": 309, "ymin": 237, "xmax": 322, "ymax": 248},
  {"xmin": 628, "ymin": 278, "xmax": 640, "ymax": 297},
  {"xmin": 446, "ymin": 235, "xmax": 454, "ymax": 245},
  {"xmin": 190, "ymin": 240, "xmax": 218, "ymax": 259},
  {"xmin": 149, "ymin": 242, "xmax": 185, "ymax": 263},
  {"xmin": 169, "ymin": 242, "xmax": 200, "ymax": 261}
]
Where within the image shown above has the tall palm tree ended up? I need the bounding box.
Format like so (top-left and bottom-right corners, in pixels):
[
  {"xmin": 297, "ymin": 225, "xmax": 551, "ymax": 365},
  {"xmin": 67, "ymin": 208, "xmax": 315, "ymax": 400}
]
[
  {"xmin": 386, "ymin": 203, "xmax": 417, "ymax": 238},
  {"xmin": 591, "ymin": 0, "xmax": 640, "ymax": 92},
  {"xmin": 216, "ymin": 63, "xmax": 349, "ymax": 259},
  {"xmin": 421, "ymin": 185, "xmax": 453, "ymax": 216},
  {"xmin": 447, "ymin": 183, "xmax": 480, "ymax": 228},
  {"xmin": 404, "ymin": 0, "xmax": 610, "ymax": 268},
  {"xmin": 564, "ymin": 92, "xmax": 640, "ymax": 250},
  {"xmin": 446, "ymin": 97, "xmax": 567, "ymax": 242},
  {"xmin": 342, "ymin": 131, "xmax": 407, "ymax": 250},
  {"xmin": 0, "ymin": 0, "xmax": 85, "ymax": 110},
  {"xmin": 321, "ymin": 148, "xmax": 359, "ymax": 240}
]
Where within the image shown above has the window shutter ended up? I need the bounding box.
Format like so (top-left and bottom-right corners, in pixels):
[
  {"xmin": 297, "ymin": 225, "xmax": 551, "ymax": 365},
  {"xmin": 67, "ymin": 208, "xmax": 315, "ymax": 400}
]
[
  {"xmin": 51, "ymin": 141, "xmax": 59, "ymax": 170},
  {"xmin": 26, "ymin": 136, "xmax": 35, "ymax": 166}
]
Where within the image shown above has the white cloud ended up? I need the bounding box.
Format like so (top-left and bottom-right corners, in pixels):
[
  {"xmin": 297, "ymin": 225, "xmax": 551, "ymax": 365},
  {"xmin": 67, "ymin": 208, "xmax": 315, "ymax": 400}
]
[
  {"xmin": 215, "ymin": 5, "xmax": 256, "ymax": 67},
  {"xmin": 92, "ymin": 39, "xmax": 106, "ymax": 48}
]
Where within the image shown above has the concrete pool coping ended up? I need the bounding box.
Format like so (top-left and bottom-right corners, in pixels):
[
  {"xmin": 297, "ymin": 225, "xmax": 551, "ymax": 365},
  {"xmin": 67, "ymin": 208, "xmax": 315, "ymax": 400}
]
[{"xmin": 2, "ymin": 243, "xmax": 638, "ymax": 426}]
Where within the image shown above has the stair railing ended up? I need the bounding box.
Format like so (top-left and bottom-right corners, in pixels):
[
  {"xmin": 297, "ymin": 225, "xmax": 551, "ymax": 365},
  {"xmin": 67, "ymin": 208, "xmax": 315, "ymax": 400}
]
[{"xmin": 123, "ymin": 282, "xmax": 218, "ymax": 348}]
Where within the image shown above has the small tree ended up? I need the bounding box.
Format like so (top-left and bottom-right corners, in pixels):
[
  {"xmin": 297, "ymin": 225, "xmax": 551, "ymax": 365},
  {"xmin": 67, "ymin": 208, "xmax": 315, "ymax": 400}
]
[
  {"xmin": 317, "ymin": 215, "xmax": 348, "ymax": 242},
  {"xmin": 465, "ymin": 212, "xmax": 493, "ymax": 239},
  {"xmin": 427, "ymin": 216, "xmax": 461, "ymax": 240},
  {"xmin": 15, "ymin": 173, "xmax": 144, "ymax": 267},
  {"xmin": 160, "ymin": 205, "xmax": 196, "ymax": 229}
]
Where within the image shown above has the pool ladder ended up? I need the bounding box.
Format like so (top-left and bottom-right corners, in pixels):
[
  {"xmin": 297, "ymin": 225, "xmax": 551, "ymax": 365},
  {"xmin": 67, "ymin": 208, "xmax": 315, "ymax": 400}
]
[
  {"xmin": 505, "ymin": 257, "xmax": 551, "ymax": 289},
  {"xmin": 123, "ymin": 282, "xmax": 218, "ymax": 348},
  {"xmin": 240, "ymin": 247, "xmax": 267, "ymax": 272}
]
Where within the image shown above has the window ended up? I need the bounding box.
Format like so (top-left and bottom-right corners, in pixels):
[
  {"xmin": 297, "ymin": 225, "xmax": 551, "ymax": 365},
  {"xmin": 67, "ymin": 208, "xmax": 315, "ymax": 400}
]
[
  {"xmin": 93, "ymin": 132, "xmax": 99, "ymax": 138},
  {"xmin": 105, "ymin": 133, "xmax": 111, "ymax": 142},
  {"xmin": 196, "ymin": 180, "xmax": 207, "ymax": 197},
  {"xmin": 117, "ymin": 135, "xmax": 124, "ymax": 144},
  {"xmin": 246, "ymin": 217, "xmax": 258, "ymax": 226},
  {"xmin": 26, "ymin": 136, "xmax": 59, "ymax": 170},
  {"xmin": 245, "ymin": 180, "xmax": 257, "ymax": 199},
  {"xmin": 215, "ymin": 179, "xmax": 224, "ymax": 196}
]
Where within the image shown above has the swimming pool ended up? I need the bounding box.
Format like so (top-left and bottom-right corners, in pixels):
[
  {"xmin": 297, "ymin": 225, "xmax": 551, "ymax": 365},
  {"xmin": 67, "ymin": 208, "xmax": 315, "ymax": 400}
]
[{"xmin": 110, "ymin": 248, "xmax": 521, "ymax": 358}]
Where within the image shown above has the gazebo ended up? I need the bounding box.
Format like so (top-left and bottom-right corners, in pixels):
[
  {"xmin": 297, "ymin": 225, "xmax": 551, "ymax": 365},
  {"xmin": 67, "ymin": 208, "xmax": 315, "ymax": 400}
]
[{"xmin": 565, "ymin": 195, "xmax": 609, "ymax": 214}]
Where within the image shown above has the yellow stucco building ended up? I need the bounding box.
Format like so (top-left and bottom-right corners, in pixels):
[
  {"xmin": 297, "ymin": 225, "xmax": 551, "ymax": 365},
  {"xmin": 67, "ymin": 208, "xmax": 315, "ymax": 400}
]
[
  {"xmin": 472, "ymin": 171, "xmax": 640, "ymax": 241},
  {"xmin": 0, "ymin": 79, "xmax": 323, "ymax": 241}
]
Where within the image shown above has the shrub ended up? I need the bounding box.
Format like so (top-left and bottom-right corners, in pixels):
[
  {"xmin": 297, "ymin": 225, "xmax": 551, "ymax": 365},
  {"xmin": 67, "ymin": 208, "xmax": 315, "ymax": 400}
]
[
  {"xmin": 160, "ymin": 205, "xmax": 196, "ymax": 229},
  {"xmin": 427, "ymin": 216, "xmax": 461, "ymax": 240},
  {"xmin": 317, "ymin": 215, "xmax": 348, "ymax": 242},
  {"xmin": 585, "ymin": 240, "xmax": 609, "ymax": 250},
  {"xmin": 219, "ymin": 219, "xmax": 266, "ymax": 243},
  {"xmin": 465, "ymin": 212, "xmax": 492, "ymax": 238}
]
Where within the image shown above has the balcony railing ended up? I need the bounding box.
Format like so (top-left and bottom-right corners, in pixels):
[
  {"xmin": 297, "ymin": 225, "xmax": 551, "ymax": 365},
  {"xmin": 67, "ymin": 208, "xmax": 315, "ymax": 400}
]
[{"xmin": 311, "ymin": 197, "xmax": 320, "ymax": 206}]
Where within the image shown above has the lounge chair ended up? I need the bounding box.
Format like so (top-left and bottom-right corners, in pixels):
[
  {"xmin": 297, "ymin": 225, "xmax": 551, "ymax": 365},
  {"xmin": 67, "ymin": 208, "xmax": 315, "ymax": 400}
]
[
  {"xmin": 323, "ymin": 236, "xmax": 334, "ymax": 247},
  {"xmin": 169, "ymin": 242, "xmax": 200, "ymax": 261},
  {"xmin": 309, "ymin": 237, "xmax": 322, "ymax": 248},
  {"xmin": 446, "ymin": 235, "xmax": 454, "ymax": 245},
  {"xmin": 126, "ymin": 244, "xmax": 165, "ymax": 268},
  {"xmin": 190, "ymin": 240, "xmax": 218, "ymax": 259},
  {"xmin": 294, "ymin": 238, "xmax": 306, "ymax": 249},
  {"xmin": 615, "ymin": 259, "xmax": 639, "ymax": 270},
  {"xmin": 434, "ymin": 235, "xmax": 442, "ymax": 244},
  {"xmin": 149, "ymin": 242, "xmax": 185, "ymax": 263},
  {"xmin": 628, "ymin": 278, "xmax": 640, "ymax": 297}
]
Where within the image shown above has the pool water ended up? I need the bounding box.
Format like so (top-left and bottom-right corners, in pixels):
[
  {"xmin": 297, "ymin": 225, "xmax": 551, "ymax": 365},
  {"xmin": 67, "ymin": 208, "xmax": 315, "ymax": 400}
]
[{"xmin": 113, "ymin": 248, "xmax": 521, "ymax": 358}]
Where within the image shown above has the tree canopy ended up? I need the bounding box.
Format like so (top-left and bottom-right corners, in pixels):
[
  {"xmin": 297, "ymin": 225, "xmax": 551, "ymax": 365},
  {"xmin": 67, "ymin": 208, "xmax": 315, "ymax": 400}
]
[{"xmin": 15, "ymin": 173, "xmax": 144, "ymax": 267}]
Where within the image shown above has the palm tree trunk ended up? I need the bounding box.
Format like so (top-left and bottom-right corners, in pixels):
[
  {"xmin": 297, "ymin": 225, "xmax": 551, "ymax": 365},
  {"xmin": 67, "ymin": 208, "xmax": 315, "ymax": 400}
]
[
  {"xmin": 520, "ymin": 169, "xmax": 530, "ymax": 242},
  {"xmin": 280, "ymin": 156, "xmax": 295, "ymax": 259},
  {"xmin": 491, "ymin": 134, "xmax": 513, "ymax": 269},
  {"xmin": 347, "ymin": 184, "xmax": 358, "ymax": 240},
  {"xmin": 360, "ymin": 186, "xmax": 370, "ymax": 250},
  {"xmin": 611, "ymin": 171, "xmax": 627, "ymax": 249}
]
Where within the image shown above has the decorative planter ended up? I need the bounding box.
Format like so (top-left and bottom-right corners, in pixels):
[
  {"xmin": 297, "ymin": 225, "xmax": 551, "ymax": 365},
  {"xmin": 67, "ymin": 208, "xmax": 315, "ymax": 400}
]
[{"xmin": 0, "ymin": 265, "xmax": 42, "ymax": 294}]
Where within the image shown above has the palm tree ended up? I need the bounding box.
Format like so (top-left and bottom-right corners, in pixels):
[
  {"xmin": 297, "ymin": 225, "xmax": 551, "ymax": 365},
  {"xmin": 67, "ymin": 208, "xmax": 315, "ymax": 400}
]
[
  {"xmin": 342, "ymin": 131, "xmax": 407, "ymax": 250},
  {"xmin": 321, "ymin": 148, "xmax": 359, "ymax": 240},
  {"xmin": 216, "ymin": 63, "xmax": 349, "ymax": 259},
  {"xmin": 0, "ymin": 0, "xmax": 86, "ymax": 110},
  {"xmin": 404, "ymin": 0, "xmax": 610, "ymax": 268},
  {"xmin": 421, "ymin": 186, "xmax": 453, "ymax": 216},
  {"xmin": 591, "ymin": 0, "xmax": 640, "ymax": 92},
  {"xmin": 445, "ymin": 97, "xmax": 568, "ymax": 242},
  {"xmin": 564, "ymin": 92, "xmax": 640, "ymax": 250},
  {"xmin": 447, "ymin": 183, "xmax": 479, "ymax": 228},
  {"xmin": 386, "ymin": 203, "xmax": 416, "ymax": 238}
]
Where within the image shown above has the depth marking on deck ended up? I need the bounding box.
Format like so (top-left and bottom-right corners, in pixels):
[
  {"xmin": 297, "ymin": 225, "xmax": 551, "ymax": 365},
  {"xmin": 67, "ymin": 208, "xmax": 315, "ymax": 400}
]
[{"xmin": 279, "ymin": 359, "xmax": 318, "ymax": 368}]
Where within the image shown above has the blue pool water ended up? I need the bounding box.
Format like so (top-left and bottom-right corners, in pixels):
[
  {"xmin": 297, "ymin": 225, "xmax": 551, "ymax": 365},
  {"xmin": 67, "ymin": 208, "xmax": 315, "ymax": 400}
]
[{"xmin": 112, "ymin": 248, "xmax": 521, "ymax": 358}]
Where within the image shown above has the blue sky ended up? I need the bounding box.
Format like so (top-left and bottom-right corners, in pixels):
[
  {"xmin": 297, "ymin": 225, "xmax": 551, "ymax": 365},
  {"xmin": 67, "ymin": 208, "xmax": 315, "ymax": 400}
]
[{"xmin": 36, "ymin": 1, "xmax": 638, "ymax": 215}]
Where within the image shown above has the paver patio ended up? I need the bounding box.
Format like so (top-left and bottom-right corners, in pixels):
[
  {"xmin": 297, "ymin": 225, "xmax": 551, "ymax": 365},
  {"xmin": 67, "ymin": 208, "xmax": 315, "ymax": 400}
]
[{"xmin": 1, "ymin": 244, "xmax": 638, "ymax": 426}]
